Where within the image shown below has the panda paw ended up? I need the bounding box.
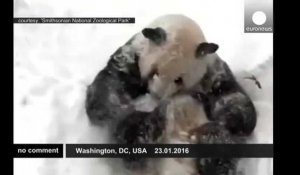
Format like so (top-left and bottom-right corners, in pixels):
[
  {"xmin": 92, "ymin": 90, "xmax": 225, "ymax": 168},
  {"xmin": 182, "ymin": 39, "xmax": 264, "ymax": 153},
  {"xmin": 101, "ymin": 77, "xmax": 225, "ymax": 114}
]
[
  {"xmin": 189, "ymin": 122, "xmax": 235, "ymax": 144},
  {"xmin": 114, "ymin": 106, "xmax": 166, "ymax": 144},
  {"xmin": 190, "ymin": 122, "xmax": 238, "ymax": 175},
  {"xmin": 197, "ymin": 158, "xmax": 237, "ymax": 175}
]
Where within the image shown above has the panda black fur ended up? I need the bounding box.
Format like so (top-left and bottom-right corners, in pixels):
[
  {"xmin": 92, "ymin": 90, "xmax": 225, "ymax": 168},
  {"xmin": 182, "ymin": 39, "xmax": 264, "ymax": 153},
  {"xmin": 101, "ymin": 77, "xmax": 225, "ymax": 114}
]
[
  {"xmin": 191, "ymin": 52, "xmax": 257, "ymax": 136},
  {"xmin": 85, "ymin": 36, "xmax": 149, "ymax": 138}
]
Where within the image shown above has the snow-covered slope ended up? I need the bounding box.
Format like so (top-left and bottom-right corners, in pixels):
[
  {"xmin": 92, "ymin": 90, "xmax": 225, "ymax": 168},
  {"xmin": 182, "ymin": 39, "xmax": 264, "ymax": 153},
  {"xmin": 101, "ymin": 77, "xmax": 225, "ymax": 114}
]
[{"xmin": 13, "ymin": 0, "xmax": 273, "ymax": 175}]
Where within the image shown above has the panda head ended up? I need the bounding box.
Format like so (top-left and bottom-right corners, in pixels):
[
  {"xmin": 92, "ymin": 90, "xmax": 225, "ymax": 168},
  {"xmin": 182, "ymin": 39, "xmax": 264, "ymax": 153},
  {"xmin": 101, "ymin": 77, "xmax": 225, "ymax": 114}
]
[
  {"xmin": 148, "ymin": 41, "xmax": 219, "ymax": 99},
  {"xmin": 133, "ymin": 14, "xmax": 219, "ymax": 99}
]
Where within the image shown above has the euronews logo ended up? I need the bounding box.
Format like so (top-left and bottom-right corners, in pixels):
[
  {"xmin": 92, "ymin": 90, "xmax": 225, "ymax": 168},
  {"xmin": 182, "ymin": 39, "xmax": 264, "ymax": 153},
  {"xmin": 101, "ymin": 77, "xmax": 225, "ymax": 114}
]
[{"xmin": 244, "ymin": 0, "xmax": 273, "ymax": 33}]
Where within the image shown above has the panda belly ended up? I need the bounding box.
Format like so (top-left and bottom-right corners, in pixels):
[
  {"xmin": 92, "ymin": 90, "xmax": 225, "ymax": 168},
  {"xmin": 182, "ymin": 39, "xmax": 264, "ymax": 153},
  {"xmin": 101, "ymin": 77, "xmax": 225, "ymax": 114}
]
[
  {"xmin": 164, "ymin": 94, "xmax": 209, "ymax": 143},
  {"xmin": 156, "ymin": 94, "xmax": 209, "ymax": 175}
]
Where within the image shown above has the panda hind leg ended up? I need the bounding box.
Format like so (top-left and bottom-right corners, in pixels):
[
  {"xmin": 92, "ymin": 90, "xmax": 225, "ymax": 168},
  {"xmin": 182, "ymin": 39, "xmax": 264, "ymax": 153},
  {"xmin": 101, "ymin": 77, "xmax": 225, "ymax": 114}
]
[
  {"xmin": 114, "ymin": 104, "xmax": 167, "ymax": 169},
  {"xmin": 190, "ymin": 122, "xmax": 238, "ymax": 175}
]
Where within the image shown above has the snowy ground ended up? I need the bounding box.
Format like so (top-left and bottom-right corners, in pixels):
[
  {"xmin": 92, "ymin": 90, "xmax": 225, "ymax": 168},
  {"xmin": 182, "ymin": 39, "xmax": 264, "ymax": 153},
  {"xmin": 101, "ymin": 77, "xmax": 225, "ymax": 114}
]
[{"xmin": 14, "ymin": 0, "xmax": 273, "ymax": 175}]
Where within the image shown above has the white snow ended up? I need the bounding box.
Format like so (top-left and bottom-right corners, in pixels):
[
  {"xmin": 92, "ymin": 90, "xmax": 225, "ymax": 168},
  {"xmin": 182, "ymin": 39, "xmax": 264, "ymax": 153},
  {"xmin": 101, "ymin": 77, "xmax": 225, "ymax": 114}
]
[{"xmin": 13, "ymin": 0, "xmax": 273, "ymax": 175}]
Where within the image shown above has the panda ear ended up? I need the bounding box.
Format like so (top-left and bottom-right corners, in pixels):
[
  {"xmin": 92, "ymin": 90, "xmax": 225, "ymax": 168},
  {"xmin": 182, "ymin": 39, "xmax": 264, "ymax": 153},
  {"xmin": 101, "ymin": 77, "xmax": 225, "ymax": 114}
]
[
  {"xmin": 142, "ymin": 27, "xmax": 167, "ymax": 45},
  {"xmin": 195, "ymin": 42, "xmax": 219, "ymax": 57}
]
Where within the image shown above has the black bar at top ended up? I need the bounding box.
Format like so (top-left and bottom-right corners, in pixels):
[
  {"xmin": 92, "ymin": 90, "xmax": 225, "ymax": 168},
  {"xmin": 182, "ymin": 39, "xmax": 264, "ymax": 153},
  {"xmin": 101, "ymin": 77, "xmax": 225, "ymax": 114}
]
[
  {"xmin": 13, "ymin": 18, "xmax": 135, "ymax": 24},
  {"xmin": 66, "ymin": 144, "xmax": 273, "ymax": 158}
]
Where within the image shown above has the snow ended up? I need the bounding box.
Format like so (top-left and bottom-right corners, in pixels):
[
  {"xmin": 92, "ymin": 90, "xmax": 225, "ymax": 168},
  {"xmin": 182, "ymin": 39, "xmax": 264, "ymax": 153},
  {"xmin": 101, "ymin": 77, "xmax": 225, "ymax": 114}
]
[{"xmin": 13, "ymin": 0, "xmax": 273, "ymax": 175}]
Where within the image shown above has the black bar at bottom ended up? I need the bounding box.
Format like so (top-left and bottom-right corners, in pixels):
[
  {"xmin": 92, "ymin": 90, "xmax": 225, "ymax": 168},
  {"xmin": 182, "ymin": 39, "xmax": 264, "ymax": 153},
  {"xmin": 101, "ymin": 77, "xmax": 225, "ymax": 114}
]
[
  {"xmin": 13, "ymin": 144, "xmax": 63, "ymax": 158},
  {"xmin": 66, "ymin": 144, "xmax": 273, "ymax": 158}
]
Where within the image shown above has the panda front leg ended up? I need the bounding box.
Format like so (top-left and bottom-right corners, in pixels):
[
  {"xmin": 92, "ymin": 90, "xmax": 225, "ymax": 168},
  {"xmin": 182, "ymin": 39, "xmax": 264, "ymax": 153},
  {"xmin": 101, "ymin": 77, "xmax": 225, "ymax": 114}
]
[
  {"xmin": 211, "ymin": 92, "xmax": 257, "ymax": 136},
  {"xmin": 192, "ymin": 90, "xmax": 257, "ymax": 136},
  {"xmin": 189, "ymin": 122, "xmax": 238, "ymax": 175},
  {"xmin": 114, "ymin": 107, "xmax": 166, "ymax": 145},
  {"xmin": 114, "ymin": 104, "xmax": 167, "ymax": 169}
]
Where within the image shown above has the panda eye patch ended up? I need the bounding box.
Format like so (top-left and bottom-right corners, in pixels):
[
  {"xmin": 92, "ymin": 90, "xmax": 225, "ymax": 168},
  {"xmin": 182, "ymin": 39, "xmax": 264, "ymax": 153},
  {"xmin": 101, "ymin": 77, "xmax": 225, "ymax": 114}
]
[{"xmin": 174, "ymin": 77, "xmax": 183, "ymax": 85}]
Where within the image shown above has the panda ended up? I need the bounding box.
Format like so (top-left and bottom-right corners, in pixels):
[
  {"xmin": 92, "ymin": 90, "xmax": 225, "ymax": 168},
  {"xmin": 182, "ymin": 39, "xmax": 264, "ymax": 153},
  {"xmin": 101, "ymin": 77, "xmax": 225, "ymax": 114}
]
[{"xmin": 86, "ymin": 14, "xmax": 256, "ymax": 175}]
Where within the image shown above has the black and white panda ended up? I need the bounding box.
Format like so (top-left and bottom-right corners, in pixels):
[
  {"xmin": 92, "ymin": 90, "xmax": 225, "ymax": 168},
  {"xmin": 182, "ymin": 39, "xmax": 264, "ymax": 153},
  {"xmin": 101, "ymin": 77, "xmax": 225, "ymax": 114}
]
[{"xmin": 86, "ymin": 14, "xmax": 256, "ymax": 175}]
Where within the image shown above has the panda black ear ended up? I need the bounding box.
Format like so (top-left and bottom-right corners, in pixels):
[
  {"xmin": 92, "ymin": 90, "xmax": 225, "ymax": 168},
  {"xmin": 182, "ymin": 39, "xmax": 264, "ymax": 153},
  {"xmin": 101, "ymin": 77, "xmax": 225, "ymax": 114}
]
[
  {"xmin": 195, "ymin": 42, "xmax": 219, "ymax": 57},
  {"xmin": 142, "ymin": 27, "xmax": 167, "ymax": 45}
]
